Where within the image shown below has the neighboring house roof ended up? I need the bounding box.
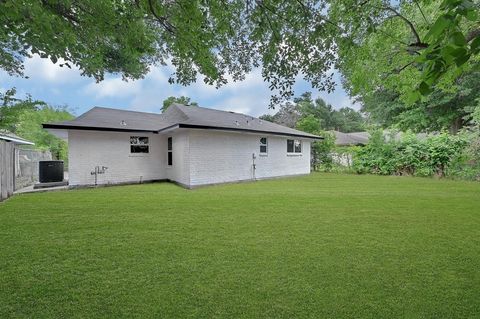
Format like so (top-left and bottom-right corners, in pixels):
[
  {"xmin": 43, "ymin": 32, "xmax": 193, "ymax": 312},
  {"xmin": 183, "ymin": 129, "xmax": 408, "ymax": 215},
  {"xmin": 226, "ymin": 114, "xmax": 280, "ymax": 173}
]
[
  {"xmin": 43, "ymin": 104, "xmax": 321, "ymax": 139},
  {"xmin": 330, "ymin": 131, "xmax": 369, "ymax": 146},
  {"xmin": 331, "ymin": 130, "xmax": 430, "ymax": 146},
  {"xmin": 0, "ymin": 130, "xmax": 34, "ymax": 145}
]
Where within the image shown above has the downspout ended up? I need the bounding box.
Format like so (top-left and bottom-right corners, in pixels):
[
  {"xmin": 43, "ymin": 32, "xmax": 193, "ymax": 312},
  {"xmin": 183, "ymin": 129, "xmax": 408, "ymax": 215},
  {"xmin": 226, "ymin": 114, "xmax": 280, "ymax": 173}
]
[{"xmin": 252, "ymin": 153, "xmax": 256, "ymax": 181}]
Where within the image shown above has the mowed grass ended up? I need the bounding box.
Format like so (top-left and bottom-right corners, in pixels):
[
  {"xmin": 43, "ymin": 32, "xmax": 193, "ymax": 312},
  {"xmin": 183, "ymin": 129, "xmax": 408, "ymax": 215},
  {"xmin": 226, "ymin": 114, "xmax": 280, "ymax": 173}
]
[{"xmin": 1, "ymin": 173, "xmax": 479, "ymax": 318}]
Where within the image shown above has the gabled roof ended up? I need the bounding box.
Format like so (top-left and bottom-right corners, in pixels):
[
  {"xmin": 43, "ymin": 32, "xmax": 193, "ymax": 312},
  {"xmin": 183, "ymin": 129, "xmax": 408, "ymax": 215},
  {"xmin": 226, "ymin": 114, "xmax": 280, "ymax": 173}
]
[
  {"xmin": 43, "ymin": 104, "xmax": 321, "ymax": 139},
  {"xmin": 330, "ymin": 131, "xmax": 369, "ymax": 146},
  {"xmin": 0, "ymin": 130, "xmax": 34, "ymax": 145},
  {"xmin": 43, "ymin": 107, "xmax": 166, "ymax": 133}
]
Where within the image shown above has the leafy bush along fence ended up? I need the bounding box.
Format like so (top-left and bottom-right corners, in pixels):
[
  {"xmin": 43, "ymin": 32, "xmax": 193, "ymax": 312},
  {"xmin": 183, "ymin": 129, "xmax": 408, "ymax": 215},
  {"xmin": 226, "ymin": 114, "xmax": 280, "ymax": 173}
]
[{"xmin": 350, "ymin": 130, "xmax": 480, "ymax": 180}]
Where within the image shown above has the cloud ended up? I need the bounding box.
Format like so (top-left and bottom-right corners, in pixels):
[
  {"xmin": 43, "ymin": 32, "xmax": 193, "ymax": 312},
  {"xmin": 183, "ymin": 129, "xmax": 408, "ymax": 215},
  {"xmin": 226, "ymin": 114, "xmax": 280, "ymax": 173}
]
[
  {"xmin": 1, "ymin": 54, "xmax": 355, "ymax": 118},
  {"xmin": 127, "ymin": 65, "xmax": 272, "ymax": 116},
  {"xmin": 84, "ymin": 77, "xmax": 141, "ymax": 99},
  {"xmin": 188, "ymin": 68, "xmax": 272, "ymax": 116},
  {"xmin": 23, "ymin": 54, "xmax": 83, "ymax": 83}
]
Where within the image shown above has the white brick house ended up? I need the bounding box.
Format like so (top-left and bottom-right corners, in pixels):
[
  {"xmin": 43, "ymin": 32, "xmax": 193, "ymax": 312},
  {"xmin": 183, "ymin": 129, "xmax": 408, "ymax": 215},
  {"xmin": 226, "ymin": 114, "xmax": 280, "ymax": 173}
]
[{"xmin": 44, "ymin": 104, "xmax": 321, "ymax": 188}]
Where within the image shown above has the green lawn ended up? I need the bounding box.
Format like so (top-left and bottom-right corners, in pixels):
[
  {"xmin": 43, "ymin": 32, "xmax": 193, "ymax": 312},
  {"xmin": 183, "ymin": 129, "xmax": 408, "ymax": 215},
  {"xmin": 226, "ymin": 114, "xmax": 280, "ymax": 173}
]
[{"xmin": 1, "ymin": 173, "xmax": 479, "ymax": 318}]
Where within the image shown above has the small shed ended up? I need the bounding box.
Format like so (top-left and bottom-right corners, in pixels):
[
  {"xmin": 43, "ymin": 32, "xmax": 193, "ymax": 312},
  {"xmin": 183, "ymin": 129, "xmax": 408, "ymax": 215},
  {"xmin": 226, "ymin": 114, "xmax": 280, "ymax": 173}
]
[{"xmin": 0, "ymin": 131, "xmax": 34, "ymax": 201}]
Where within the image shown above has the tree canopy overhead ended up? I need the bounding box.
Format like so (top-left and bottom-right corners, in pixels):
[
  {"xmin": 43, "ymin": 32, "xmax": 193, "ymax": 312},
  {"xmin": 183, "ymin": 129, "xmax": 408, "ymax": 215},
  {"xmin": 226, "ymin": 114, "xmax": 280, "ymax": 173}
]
[
  {"xmin": 335, "ymin": 0, "xmax": 480, "ymax": 104},
  {"xmin": 2, "ymin": 0, "xmax": 478, "ymax": 106},
  {"xmin": 1, "ymin": 0, "xmax": 158, "ymax": 80}
]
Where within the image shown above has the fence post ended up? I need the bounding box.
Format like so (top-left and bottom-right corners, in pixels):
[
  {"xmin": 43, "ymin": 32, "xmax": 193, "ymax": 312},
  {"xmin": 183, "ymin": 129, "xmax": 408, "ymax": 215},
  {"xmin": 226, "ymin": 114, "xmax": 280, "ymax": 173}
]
[
  {"xmin": 1, "ymin": 141, "xmax": 6, "ymax": 201},
  {"xmin": 0, "ymin": 140, "xmax": 15, "ymax": 201},
  {"xmin": 7, "ymin": 142, "xmax": 13, "ymax": 197}
]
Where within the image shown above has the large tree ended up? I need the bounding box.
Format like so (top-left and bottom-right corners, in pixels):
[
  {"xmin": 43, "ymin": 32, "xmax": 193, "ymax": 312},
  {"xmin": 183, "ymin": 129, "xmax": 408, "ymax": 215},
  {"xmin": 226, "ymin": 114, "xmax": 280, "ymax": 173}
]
[
  {"xmin": 0, "ymin": 88, "xmax": 46, "ymax": 132},
  {"xmin": 0, "ymin": 89, "xmax": 73, "ymax": 159},
  {"xmin": 2, "ymin": 0, "xmax": 478, "ymax": 105},
  {"xmin": 161, "ymin": 96, "xmax": 198, "ymax": 112},
  {"xmin": 0, "ymin": 0, "xmax": 158, "ymax": 80},
  {"xmin": 334, "ymin": 0, "xmax": 480, "ymax": 103},
  {"xmin": 360, "ymin": 67, "xmax": 480, "ymax": 132},
  {"xmin": 261, "ymin": 92, "xmax": 365, "ymax": 132}
]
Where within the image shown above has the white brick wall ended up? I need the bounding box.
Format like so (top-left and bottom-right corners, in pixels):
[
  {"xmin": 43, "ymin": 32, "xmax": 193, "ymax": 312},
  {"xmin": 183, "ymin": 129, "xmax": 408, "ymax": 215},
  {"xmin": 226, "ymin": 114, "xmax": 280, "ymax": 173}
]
[
  {"xmin": 67, "ymin": 129, "xmax": 311, "ymax": 187},
  {"xmin": 188, "ymin": 130, "xmax": 311, "ymax": 186},
  {"xmin": 165, "ymin": 130, "xmax": 190, "ymax": 186},
  {"xmin": 68, "ymin": 130, "xmax": 165, "ymax": 186}
]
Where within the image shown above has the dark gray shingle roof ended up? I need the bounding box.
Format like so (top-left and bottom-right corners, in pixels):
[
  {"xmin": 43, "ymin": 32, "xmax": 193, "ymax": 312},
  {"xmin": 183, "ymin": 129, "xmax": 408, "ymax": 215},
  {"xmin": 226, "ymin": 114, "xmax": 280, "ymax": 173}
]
[
  {"xmin": 331, "ymin": 130, "xmax": 431, "ymax": 146},
  {"xmin": 44, "ymin": 104, "xmax": 321, "ymax": 139},
  {"xmin": 330, "ymin": 131, "xmax": 370, "ymax": 146}
]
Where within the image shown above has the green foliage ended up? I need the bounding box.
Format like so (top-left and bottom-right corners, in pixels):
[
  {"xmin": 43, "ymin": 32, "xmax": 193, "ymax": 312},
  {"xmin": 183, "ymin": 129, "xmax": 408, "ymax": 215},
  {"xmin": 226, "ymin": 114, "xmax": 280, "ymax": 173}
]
[
  {"xmin": 262, "ymin": 92, "xmax": 364, "ymax": 172},
  {"xmin": 353, "ymin": 130, "xmax": 468, "ymax": 177},
  {"xmin": 16, "ymin": 106, "xmax": 73, "ymax": 160},
  {"xmin": 0, "ymin": 89, "xmax": 73, "ymax": 160},
  {"xmin": 262, "ymin": 91, "xmax": 365, "ymax": 132},
  {"xmin": 263, "ymin": 92, "xmax": 364, "ymax": 172},
  {"xmin": 295, "ymin": 114, "xmax": 335, "ymax": 171},
  {"xmin": 261, "ymin": 101, "xmax": 301, "ymax": 128},
  {"xmin": 0, "ymin": 88, "xmax": 46, "ymax": 132},
  {"xmin": 296, "ymin": 114, "xmax": 321, "ymax": 133},
  {"xmin": 3, "ymin": 1, "xmax": 475, "ymax": 105},
  {"xmin": 448, "ymin": 127, "xmax": 480, "ymax": 180},
  {"xmin": 360, "ymin": 66, "xmax": 480, "ymax": 132},
  {"xmin": 295, "ymin": 93, "xmax": 365, "ymax": 132},
  {"xmin": 0, "ymin": 0, "xmax": 157, "ymax": 81},
  {"xmin": 414, "ymin": 0, "xmax": 480, "ymax": 99},
  {"xmin": 162, "ymin": 96, "xmax": 198, "ymax": 112},
  {"xmin": 258, "ymin": 114, "xmax": 276, "ymax": 123},
  {"xmin": 334, "ymin": 0, "xmax": 480, "ymax": 105},
  {"xmin": 314, "ymin": 131, "xmax": 336, "ymax": 171},
  {"xmin": 472, "ymin": 104, "xmax": 480, "ymax": 125}
]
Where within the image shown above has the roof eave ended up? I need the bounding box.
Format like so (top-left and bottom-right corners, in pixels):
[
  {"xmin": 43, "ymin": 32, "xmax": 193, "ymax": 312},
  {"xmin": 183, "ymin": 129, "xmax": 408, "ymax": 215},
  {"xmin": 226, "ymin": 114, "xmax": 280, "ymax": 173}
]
[
  {"xmin": 42, "ymin": 123, "xmax": 158, "ymax": 134},
  {"xmin": 0, "ymin": 137, "xmax": 35, "ymax": 145},
  {"xmin": 174, "ymin": 123, "xmax": 323, "ymax": 140},
  {"xmin": 42, "ymin": 123, "xmax": 323, "ymax": 140}
]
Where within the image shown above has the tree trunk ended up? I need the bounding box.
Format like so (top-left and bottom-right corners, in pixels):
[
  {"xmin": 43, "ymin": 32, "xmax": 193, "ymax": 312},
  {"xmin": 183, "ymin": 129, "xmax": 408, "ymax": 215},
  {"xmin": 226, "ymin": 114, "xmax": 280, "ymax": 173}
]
[{"xmin": 449, "ymin": 117, "xmax": 463, "ymax": 134}]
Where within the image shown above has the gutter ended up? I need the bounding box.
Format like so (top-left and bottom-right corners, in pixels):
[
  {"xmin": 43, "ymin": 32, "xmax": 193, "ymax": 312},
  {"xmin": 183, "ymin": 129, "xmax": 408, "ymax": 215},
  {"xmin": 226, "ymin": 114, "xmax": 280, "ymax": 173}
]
[
  {"xmin": 171, "ymin": 124, "xmax": 323, "ymax": 140},
  {"xmin": 42, "ymin": 123, "xmax": 322, "ymax": 140},
  {"xmin": 42, "ymin": 123, "xmax": 159, "ymax": 134},
  {"xmin": 0, "ymin": 135, "xmax": 35, "ymax": 145}
]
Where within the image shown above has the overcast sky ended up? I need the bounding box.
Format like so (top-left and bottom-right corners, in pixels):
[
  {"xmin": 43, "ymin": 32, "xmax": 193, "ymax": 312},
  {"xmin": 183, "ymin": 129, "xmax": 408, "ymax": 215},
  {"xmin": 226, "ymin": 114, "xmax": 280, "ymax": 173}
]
[{"xmin": 0, "ymin": 54, "xmax": 357, "ymax": 117}]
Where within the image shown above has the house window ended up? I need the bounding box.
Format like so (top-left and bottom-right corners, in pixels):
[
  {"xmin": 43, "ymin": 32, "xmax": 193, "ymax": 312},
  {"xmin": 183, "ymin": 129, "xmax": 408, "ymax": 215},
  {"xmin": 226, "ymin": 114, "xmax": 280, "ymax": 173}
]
[
  {"xmin": 167, "ymin": 137, "xmax": 172, "ymax": 166},
  {"xmin": 130, "ymin": 136, "xmax": 149, "ymax": 153},
  {"xmin": 260, "ymin": 137, "xmax": 268, "ymax": 154},
  {"xmin": 287, "ymin": 139, "xmax": 302, "ymax": 153}
]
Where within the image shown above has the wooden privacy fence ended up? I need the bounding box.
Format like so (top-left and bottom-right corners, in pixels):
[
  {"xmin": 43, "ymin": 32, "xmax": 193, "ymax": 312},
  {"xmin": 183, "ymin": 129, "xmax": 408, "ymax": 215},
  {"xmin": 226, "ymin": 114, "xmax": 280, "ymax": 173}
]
[{"xmin": 0, "ymin": 140, "xmax": 15, "ymax": 201}]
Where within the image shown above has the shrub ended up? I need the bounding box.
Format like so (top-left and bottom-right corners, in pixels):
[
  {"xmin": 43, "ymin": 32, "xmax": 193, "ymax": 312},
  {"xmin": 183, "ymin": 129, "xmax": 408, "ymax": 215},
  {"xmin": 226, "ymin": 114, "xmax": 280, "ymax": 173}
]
[
  {"xmin": 353, "ymin": 130, "xmax": 469, "ymax": 178},
  {"xmin": 312, "ymin": 131, "xmax": 335, "ymax": 171},
  {"xmin": 448, "ymin": 129, "xmax": 480, "ymax": 180}
]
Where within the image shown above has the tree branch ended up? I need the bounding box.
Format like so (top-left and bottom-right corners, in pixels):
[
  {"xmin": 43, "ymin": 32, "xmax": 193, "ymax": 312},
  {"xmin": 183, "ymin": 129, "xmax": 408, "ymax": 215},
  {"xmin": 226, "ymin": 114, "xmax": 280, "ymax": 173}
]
[
  {"xmin": 414, "ymin": 0, "xmax": 429, "ymax": 25},
  {"xmin": 147, "ymin": 0, "xmax": 175, "ymax": 34},
  {"xmin": 255, "ymin": 1, "xmax": 281, "ymax": 42},
  {"xmin": 382, "ymin": 61, "xmax": 416, "ymax": 80},
  {"xmin": 396, "ymin": 61, "xmax": 415, "ymax": 73},
  {"xmin": 380, "ymin": 6, "xmax": 425, "ymax": 46},
  {"xmin": 467, "ymin": 28, "xmax": 480, "ymax": 42},
  {"xmin": 295, "ymin": 0, "xmax": 343, "ymax": 31}
]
